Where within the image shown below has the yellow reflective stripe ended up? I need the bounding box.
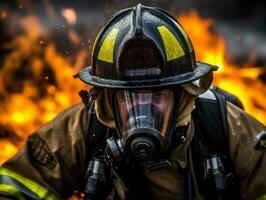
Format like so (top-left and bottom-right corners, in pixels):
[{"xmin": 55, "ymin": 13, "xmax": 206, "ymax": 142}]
[
  {"xmin": 0, "ymin": 184, "xmax": 26, "ymax": 200},
  {"xmin": 0, "ymin": 168, "xmax": 58, "ymax": 200},
  {"xmin": 157, "ymin": 25, "xmax": 185, "ymax": 61},
  {"xmin": 97, "ymin": 27, "xmax": 119, "ymax": 63},
  {"xmin": 175, "ymin": 23, "xmax": 194, "ymax": 52}
]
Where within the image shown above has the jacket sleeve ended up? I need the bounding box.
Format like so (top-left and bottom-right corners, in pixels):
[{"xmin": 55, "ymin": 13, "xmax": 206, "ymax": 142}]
[
  {"xmin": 227, "ymin": 101, "xmax": 266, "ymax": 199},
  {"xmin": 0, "ymin": 103, "xmax": 88, "ymax": 200}
]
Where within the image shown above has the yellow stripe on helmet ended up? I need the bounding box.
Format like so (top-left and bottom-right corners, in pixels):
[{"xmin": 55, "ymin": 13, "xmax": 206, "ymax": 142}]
[
  {"xmin": 0, "ymin": 167, "xmax": 58, "ymax": 200},
  {"xmin": 0, "ymin": 184, "xmax": 26, "ymax": 200},
  {"xmin": 98, "ymin": 27, "xmax": 119, "ymax": 63},
  {"xmin": 157, "ymin": 25, "xmax": 185, "ymax": 61}
]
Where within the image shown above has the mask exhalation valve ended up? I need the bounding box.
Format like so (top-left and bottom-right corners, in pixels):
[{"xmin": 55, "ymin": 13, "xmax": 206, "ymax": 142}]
[{"xmin": 130, "ymin": 137, "xmax": 156, "ymax": 160}]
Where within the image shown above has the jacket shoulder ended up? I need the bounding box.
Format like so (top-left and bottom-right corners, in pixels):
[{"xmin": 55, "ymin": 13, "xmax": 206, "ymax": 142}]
[
  {"xmin": 226, "ymin": 101, "xmax": 266, "ymax": 199},
  {"xmin": 39, "ymin": 103, "xmax": 88, "ymax": 134},
  {"xmin": 226, "ymin": 101, "xmax": 265, "ymax": 142},
  {"xmin": 1, "ymin": 103, "xmax": 89, "ymax": 199}
]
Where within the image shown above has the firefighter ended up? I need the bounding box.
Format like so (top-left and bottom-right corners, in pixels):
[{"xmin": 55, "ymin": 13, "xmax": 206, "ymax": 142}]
[{"xmin": 0, "ymin": 4, "xmax": 266, "ymax": 200}]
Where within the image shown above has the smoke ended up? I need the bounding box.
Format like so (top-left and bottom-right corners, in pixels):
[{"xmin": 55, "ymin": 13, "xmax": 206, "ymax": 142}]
[{"xmin": 217, "ymin": 23, "xmax": 266, "ymax": 67}]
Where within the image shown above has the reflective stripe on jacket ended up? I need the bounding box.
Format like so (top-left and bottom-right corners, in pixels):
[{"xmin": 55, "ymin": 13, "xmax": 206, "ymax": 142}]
[{"xmin": 0, "ymin": 167, "xmax": 58, "ymax": 200}]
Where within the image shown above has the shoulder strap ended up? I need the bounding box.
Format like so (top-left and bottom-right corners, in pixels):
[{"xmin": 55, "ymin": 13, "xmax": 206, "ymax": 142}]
[
  {"xmin": 193, "ymin": 89, "xmax": 228, "ymax": 155},
  {"xmin": 192, "ymin": 89, "xmax": 240, "ymax": 200},
  {"xmin": 194, "ymin": 86, "xmax": 244, "ymax": 157},
  {"xmin": 211, "ymin": 89, "xmax": 229, "ymax": 155},
  {"xmin": 78, "ymin": 89, "xmax": 109, "ymax": 165},
  {"xmin": 84, "ymin": 100, "xmax": 109, "ymax": 164}
]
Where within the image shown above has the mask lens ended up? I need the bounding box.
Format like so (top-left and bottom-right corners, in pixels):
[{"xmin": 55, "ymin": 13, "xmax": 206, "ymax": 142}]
[{"xmin": 115, "ymin": 89, "xmax": 175, "ymax": 160}]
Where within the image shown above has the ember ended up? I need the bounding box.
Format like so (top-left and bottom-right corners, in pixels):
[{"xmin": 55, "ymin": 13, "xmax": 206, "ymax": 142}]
[{"xmin": 61, "ymin": 8, "xmax": 77, "ymax": 26}]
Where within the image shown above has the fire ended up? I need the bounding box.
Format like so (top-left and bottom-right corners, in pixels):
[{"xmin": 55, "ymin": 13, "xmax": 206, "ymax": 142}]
[
  {"xmin": 178, "ymin": 12, "xmax": 226, "ymax": 71},
  {"xmin": 0, "ymin": 15, "xmax": 87, "ymax": 164},
  {"xmin": 0, "ymin": 10, "xmax": 8, "ymax": 19},
  {"xmin": 0, "ymin": 140, "xmax": 17, "ymax": 165},
  {"xmin": 61, "ymin": 8, "xmax": 77, "ymax": 26},
  {"xmin": 178, "ymin": 12, "xmax": 266, "ymax": 124}
]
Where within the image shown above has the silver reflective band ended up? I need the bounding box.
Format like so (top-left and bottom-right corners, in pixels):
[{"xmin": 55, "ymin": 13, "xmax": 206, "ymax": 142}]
[{"xmin": 198, "ymin": 89, "xmax": 216, "ymax": 100}]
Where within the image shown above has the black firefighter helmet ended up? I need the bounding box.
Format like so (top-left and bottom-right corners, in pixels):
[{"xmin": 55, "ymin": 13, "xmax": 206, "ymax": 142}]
[{"xmin": 76, "ymin": 4, "xmax": 218, "ymax": 89}]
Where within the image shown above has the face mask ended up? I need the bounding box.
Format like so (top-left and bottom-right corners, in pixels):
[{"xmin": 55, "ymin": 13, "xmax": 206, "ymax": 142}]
[{"xmin": 107, "ymin": 88, "xmax": 177, "ymax": 161}]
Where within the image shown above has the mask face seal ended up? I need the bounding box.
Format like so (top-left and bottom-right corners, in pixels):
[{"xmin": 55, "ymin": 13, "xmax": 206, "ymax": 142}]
[{"xmin": 112, "ymin": 88, "xmax": 176, "ymax": 161}]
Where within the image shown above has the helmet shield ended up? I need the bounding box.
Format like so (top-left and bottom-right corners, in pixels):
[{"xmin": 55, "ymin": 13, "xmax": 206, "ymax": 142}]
[{"xmin": 114, "ymin": 89, "xmax": 175, "ymax": 160}]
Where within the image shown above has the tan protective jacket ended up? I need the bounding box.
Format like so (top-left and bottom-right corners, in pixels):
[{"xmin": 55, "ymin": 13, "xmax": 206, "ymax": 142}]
[{"xmin": 0, "ymin": 101, "xmax": 265, "ymax": 200}]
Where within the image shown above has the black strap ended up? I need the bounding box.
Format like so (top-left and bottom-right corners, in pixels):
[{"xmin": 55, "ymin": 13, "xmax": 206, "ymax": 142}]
[
  {"xmin": 212, "ymin": 90, "xmax": 229, "ymax": 156},
  {"xmin": 183, "ymin": 170, "xmax": 192, "ymax": 200},
  {"xmin": 84, "ymin": 100, "xmax": 108, "ymax": 166},
  {"xmin": 82, "ymin": 97, "xmax": 111, "ymax": 200},
  {"xmin": 212, "ymin": 90, "xmax": 240, "ymax": 199},
  {"xmin": 193, "ymin": 92, "xmax": 227, "ymax": 155},
  {"xmin": 192, "ymin": 89, "xmax": 240, "ymax": 200}
]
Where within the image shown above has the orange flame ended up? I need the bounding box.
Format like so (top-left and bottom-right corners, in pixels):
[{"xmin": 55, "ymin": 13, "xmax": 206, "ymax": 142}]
[
  {"xmin": 0, "ymin": 16, "xmax": 87, "ymax": 164},
  {"xmin": 0, "ymin": 10, "xmax": 8, "ymax": 19},
  {"xmin": 0, "ymin": 140, "xmax": 17, "ymax": 165},
  {"xmin": 179, "ymin": 12, "xmax": 226, "ymax": 71},
  {"xmin": 178, "ymin": 12, "xmax": 266, "ymax": 124}
]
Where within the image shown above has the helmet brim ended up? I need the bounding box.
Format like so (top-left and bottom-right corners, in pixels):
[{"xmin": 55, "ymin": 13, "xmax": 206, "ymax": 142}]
[{"xmin": 76, "ymin": 61, "xmax": 218, "ymax": 89}]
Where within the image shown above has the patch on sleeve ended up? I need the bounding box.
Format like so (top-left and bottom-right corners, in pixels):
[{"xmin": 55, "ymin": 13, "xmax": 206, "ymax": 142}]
[{"xmin": 27, "ymin": 134, "xmax": 57, "ymax": 169}]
